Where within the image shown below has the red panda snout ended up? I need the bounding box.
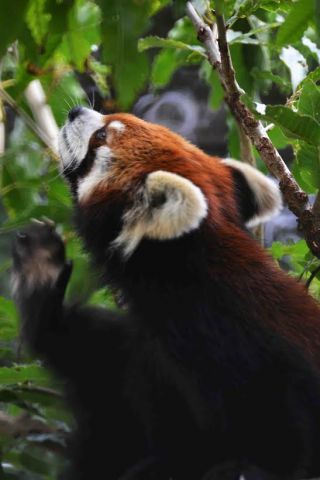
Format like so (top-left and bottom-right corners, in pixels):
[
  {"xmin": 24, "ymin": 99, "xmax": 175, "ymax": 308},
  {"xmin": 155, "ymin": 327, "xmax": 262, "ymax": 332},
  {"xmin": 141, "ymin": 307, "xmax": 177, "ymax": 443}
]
[
  {"xmin": 59, "ymin": 107, "xmax": 106, "ymax": 172},
  {"xmin": 59, "ymin": 107, "xmax": 132, "ymax": 202}
]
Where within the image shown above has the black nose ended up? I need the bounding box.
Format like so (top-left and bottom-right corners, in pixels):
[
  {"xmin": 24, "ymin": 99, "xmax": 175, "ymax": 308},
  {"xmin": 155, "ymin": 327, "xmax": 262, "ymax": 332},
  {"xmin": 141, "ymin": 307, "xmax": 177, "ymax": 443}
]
[{"xmin": 68, "ymin": 106, "xmax": 83, "ymax": 122}]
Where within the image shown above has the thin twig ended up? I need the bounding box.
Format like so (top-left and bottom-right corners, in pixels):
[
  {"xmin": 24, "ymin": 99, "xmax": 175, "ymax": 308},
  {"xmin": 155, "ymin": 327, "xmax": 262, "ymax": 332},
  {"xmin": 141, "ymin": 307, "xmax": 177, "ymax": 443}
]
[
  {"xmin": 24, "ymin": 80, "xmax": 59, "ymax": 154},
  {"xmin": 186, "ymin": 3, "xmax": 320, "ymax": 258},
  {"xmin": 238, "ymin": 125, "xmax": 255, "ymax": 166},
  {"xmin": 186, "ymin": 7, "xmax": 222, "ymax": 76},
  {"xmin": 0, "ymin": 99, "xmax": 4, "ymax": 155},
  {"xmin": 14, "ymin": 384, "xmax": 63, "ymax": 398},
  {"xmin": 0, "ymin": 87, "xmax": 59, "ymax": 161},
  {"xmin": 237, "ymin": 125, "xmax": 265, "ymax": 244},
  {"xmin": 306, "ymin": 265, "xmax": 320, "ymax": 289}
]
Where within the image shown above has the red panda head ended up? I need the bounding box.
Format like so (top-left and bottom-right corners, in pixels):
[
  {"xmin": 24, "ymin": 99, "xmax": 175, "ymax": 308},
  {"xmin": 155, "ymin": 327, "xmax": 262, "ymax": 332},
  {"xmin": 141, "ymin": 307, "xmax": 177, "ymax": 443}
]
[{"xmin": 59, "ymin": 107, "xmax": 281, "ymax": 259}]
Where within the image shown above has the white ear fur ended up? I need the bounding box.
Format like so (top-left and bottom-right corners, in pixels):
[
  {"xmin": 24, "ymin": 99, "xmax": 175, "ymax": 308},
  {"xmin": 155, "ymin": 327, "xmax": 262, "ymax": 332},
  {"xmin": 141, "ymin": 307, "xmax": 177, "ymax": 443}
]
[
  {"xmin": 222, "ymin": 158, "xmax": 282, "ymax": 227},
  {"xmin": 113, "ymin": 171, "xmax": 208, "ymax": 258}
]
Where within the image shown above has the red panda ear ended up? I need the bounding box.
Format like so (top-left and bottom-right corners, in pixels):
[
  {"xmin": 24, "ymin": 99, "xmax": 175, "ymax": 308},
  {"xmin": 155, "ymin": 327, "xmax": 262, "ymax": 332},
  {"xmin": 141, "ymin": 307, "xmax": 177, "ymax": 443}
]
[
  {"xmin": 222, "ymin": 159, "xmax": 282, "ymax": 227},
  {"xmin": 112, "ymin": 171, "xmax": 208, "ymax": 258}
]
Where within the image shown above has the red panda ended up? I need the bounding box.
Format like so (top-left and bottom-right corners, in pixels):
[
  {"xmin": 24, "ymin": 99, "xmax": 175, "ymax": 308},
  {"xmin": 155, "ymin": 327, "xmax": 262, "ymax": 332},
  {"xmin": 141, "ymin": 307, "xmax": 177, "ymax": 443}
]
[{"xmin": 11, "ymin": 106, "xmax": 320, "ymax": 480}]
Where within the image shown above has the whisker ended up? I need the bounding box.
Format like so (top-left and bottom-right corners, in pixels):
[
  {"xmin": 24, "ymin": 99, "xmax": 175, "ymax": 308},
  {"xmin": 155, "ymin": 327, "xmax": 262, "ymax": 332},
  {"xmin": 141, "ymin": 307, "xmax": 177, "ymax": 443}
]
[
  {"xmin": 67, "ymin": 94, "xmax": 79, "ymax": 110},
  {"xmin": 84, "ymin": 87, "xmax": 93, "ymax": 109},
  {"xmin": 92, "ymin": 88, "xmax": 96, "ymax": 110},
  {"xmin": 47, "ymin": 130, "xmax": 83, "ymax": 183},
  {"xmin": 64, "ymin": 97, "xmax": 72, "ymax": 111}
]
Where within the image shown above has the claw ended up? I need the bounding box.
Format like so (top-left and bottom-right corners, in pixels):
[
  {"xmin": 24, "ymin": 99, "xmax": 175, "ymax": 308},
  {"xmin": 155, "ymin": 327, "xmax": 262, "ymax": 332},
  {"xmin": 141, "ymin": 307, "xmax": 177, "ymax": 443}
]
[
  {"xmin": 16, "ymin": 231, "xmax": 28, "ymax": 242},
  {"xmin": 41, "ymin": 216, "xmax": 55, "ymax": 228},
  {"xmin": 31, "ymin": 218, "xmax": 45, "ymax": 226}
]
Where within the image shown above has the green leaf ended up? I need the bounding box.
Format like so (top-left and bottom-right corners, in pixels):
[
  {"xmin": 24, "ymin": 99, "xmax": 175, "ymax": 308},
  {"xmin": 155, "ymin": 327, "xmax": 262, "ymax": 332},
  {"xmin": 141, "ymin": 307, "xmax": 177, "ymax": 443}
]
[
  {"xmin": 298, "ymin": 66, "xmax": 320, "ymax": 89},
  {"xmin": 152, "ymin": 49, "xmax": 189, "ymax": 88},
  {"xmin": 212, "ymin": 0, "xmax": 236, "ymax": 18},
  {"xmin": 26, "ymin": 0, "xmax": 51, "ymax": 45},
  {"xmin": 2, "ymin": 152, "xmax": 43, "ymax": 218},
  {"xmin": 298, "ymin": 79, "xmax": 320, "ymax": 124},
  {"xmin": 169, "ymin": 17, "xmax": 200, "ymax": 44},
  {"xmin": 199, "ymin": 61, "xmax": 224, "ymax": 109},
  {"xmin": 260, "ymin": 0, "xmax": 293, "ymax": 12},
  {"xmin": 63, "ymin": 0, "xmax": 101, "ymax": 71},
  {"xmin": 34, "ymin": 0, "xmax": 74, "ymax": 66},
  {"xmin": 270, "ymin": 239, "xmax": 309, "ymax": 264},
  {"xmin": 268, "ymin": 126, "xmax": 289, "ymax": 149},
  {"xmin": 227, "ymin": 113, "xmax": 241, "ymax": 159},
  {"xmin": 0, "ymin": 385, "xmax": 62, "ymax": 407},
  {"xmin": 0, "ymin": 0, "xmax": 29, "ymax": 57},
  {"xmin": 99, "ymin": 0, "xmax": 151, "ymax": 109},
  {"xmin": 230, "ymin": 44, "xmax": 254, "ymax": 94},
  {"xmin": 118, "ymin": 51, "xmax": 149, "ymax": 111},
  {"xmin": 264, "ymin": 105, "xmax": 320, "ymax": 145},
  {"xmin": 228, "ymin": 0, "xmax": 283, "ymax": 25},
  {"xmin": 270, "ymin": 241, "xmax": 285, "ymax": 260},
  {"xmin": 148, "ymin": 0, "xmax": 171, "ymax": 15},
  {"xmin": 315, "ymin": 0, "xmax": 320, "ymax": 43},
  {"xmin": 0, "ymin": 365, "xmax": 52, "ymax": 387},
  {"xmin": 138, "ymin": 36, "xmax": 205, "ymax": 56},
  {"xmin": 276, "ymin": 0, "xmax": 315, "ymax": 47},
  {"xmin": 237, "ymin": 0, "xmax": 279, "ymax": 16},
  {"xmin": 65, "ymin": 236, "xmax": 97, "ymax": 302},
  {"xmin": 208, "ymin": 70, "xmax": 224, "ymax": 109},
  {"xmin": 88, "ymin": 288, "xmax": 118, "ymax": 310},
  {"xmin": 88, "ymin": 58, "xmax": 111, "ymax": 96},
  {"xmin": 228, "ymin": 31, "xmax": 260, "ymax": 45},
  {"xmin": 0, "ymin": 297, "xmax": 18, "ymax": 341},
  {"xmin": 251, "ymin": 67, "xmax": 291, "ymax": 93},
  {"xmin": 293, "ymin": 142, "xmax": 320, "ymax": 192},
  {"xmin": 146, "ymin": 16, "xmax": 205, "ymax": 89}
]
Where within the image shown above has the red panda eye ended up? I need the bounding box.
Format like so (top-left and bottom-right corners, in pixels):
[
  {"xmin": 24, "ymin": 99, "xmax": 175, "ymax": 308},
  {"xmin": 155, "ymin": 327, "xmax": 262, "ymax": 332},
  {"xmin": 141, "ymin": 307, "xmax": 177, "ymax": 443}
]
[{"xmin": 94, "ymin": 129, "xmax": 106, "ymax": 141}]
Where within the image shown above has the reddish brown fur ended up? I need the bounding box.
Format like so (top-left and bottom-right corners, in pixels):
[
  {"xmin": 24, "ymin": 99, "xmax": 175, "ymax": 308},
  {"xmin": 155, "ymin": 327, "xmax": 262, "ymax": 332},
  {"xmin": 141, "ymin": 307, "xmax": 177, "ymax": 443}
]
[
  {"xmin": 83, "ymin": 114, "xmax": 238, "ymax": 225},
  {"xmin": 83, "ymin": 113, "xmax": 320, "ymax": 369}
]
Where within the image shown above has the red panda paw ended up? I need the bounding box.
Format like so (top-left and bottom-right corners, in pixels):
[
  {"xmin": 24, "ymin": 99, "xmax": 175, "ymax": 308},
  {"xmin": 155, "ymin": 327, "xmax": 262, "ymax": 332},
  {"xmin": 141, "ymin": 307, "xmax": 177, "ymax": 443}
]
[{"xmin": 11, "ymin": 218, "xmax": 68, "ymax": 296}]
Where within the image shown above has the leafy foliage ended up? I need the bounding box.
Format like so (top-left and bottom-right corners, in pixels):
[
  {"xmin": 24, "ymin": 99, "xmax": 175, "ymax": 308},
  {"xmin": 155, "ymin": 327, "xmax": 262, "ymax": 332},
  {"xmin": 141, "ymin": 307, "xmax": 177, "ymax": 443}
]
[{"xmin": 0, "ymin": 0, "xmax": 320, "ymax": 477}]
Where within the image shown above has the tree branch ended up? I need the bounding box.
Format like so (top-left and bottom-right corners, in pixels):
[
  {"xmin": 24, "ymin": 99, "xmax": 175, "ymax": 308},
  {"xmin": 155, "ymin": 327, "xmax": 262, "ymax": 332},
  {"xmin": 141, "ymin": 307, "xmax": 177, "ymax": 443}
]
[
  {"xmin": 306, "ymin": 265, "xmax": 320, "ymax": 289},
  {"xmin": 24, "ymin": 80, "xmax": 59, "ymax": 155},
  {"xmin": 186, "ymin": 2, "xmax": 320, "ymax": 258},
  {"xmin": 0, "ymin": 100, "xmax": 4, "ymax": 156},
  {"xmin": 0, "ymin": 86, "xmax": 59, "ymax": 161}
]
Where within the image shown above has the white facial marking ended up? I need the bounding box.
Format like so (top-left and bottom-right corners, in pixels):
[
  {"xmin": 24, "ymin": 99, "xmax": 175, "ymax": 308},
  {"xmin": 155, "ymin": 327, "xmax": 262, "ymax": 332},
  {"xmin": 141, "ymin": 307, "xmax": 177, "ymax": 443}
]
[
  {"xmin": 113, "ymin": 171, "xmax": 208, "ymax": 258},
  {"xmin": 108, "ymin": 120, "xmax": 125, "ymax": 133},
  {"xmin": 77, "ymin": 145, "xmax": 112, "ymax": 201},
  {"xmin": 95, "ymin": 145, "xmax": 112, "ymax": 173},
  {"xmin": 222, "ymin": 158, "xmax": 282, "ymax": 227},
  {"xmin": 58, "ymin": 107, "xmax": 105, "ymax": 171}
]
